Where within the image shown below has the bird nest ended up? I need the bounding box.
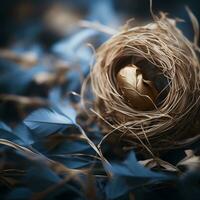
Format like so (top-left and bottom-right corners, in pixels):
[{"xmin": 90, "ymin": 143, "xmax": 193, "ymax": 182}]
[{"xmin": 88, "ymin": 13, "xmax": 200, "ymax": 155}]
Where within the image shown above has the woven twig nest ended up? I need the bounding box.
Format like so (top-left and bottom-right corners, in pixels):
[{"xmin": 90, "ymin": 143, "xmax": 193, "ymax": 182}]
[{"xmin": 90, "ymin": 13, "xmax": 200, "ymax": 155}]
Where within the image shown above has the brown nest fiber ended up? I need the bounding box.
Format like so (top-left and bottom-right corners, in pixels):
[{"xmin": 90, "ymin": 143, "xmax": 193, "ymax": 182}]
[{"xmin": 89, "ymin": 13, "xmax": 200, "ymax": 155}]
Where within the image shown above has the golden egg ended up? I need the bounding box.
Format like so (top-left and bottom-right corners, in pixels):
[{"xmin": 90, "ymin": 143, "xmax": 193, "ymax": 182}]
[{"xmin": 116, "ymin": 65, "xmax": 158, "ymax": 110}]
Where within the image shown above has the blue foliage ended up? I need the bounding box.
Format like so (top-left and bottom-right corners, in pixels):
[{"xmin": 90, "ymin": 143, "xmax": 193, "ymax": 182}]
[
  {"xmin": 0, "ymin": 121, "xmax": 25, "ymax": 145},
  {"xmin": 0, "ymin": 121, "xmax": 12, "ymax": 132},
  {"xmin": 14, "ymin": 123, "xmax": 34, "ymax": 146},
  {"xmin": 105, "ymin": 152, "xmax": 173, "ymax": 199},
  {"xmin": 50, "ymin": 154, "xmax": 98, "ymax": 169},
  {"xmin": 24, "ymin": 107, "xmax": 76, "ymax": 137},
  {"xmin": 47, "ymin": 139, "xmax": 92, "ymax": 155}
]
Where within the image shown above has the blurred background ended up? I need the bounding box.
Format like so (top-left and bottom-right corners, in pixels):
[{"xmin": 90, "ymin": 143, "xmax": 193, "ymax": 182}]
[
  {"xmin": 0, "ymin": 0, "xmax": 199, "ymax": 47},
  {"xmin": 0, "ymin": 0, "xmax": 199, "ymax": 125}
]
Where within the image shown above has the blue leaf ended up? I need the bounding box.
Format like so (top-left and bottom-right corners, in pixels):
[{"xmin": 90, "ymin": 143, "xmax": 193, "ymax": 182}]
[
  {"xmin": 24, "ymin": 164, "xmax": 61, "ymax": 192},
  {"xmin": 0, "ymin": 130, "xmax": 24, "ymax": 146},
  {"xmin": 23, "ymin": 163, "xmax": 84, "ymax": 199},
  {"xmin": 50, "ymin": 154, "xmax": 97, "ymax": 169},
  {"xmin": 14, "ymin": 123, "xmax": 34, "ymax": 146},
  {"xmin": 48, "ymin": 86, "xmax": 77, "ymax": 123},
  {"xmin": 0, "ymin": 121, "xmax": 12, "ymax": 132},
  {"xmin": 52, "ymin": 103, "xmax": 77, "ymax": 124},
  {"xmin": 24, "ymin": 108, "xmax": 76, "ymax": 137},
  {"xmin": 0, "ymin": 122, "xmax": 24, "ymax": 145},
  {"xmin": 109, "ymin": 152, "xmax": 169, "ymax": 179},
  {"xmin": 49, "ymin": 140, "xmax": 91, "ymax": 154},
  {"xmin": 105, "ymin": 177, "xmax": 130, "ymax": 200},
  {"xmin": 105, "ymin": 152, "xmax": 173, "ymax": 199}
]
